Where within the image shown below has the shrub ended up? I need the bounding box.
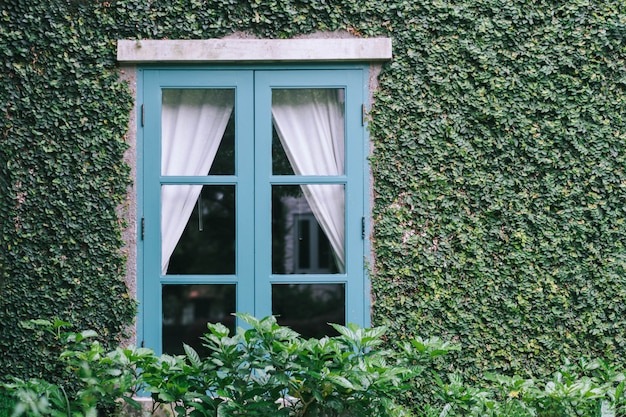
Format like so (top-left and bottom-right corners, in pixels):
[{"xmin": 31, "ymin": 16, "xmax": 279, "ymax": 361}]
[
  {"xmin": 6, "ymin": 316, "xmax": 626, "ymax": 417},
  {"xmin": 419, "ymin": 358, "xmax": 626, "ymax": 417},
  {"xmin": 0, "ymin": 388, "xmax": 14, "ymax": 417},
  {"xmin": 2, "ymin": 316, "xmax": 452, "ymax": 417}
]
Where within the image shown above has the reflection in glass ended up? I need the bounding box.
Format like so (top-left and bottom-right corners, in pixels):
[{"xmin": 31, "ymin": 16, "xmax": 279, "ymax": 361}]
[
  {"xmin": 272, "ymin": 124, "xmax": 294, "ymax": 175},
  {"xmin": 162, "ymin": 284, "xmax": 236, "ymax": 355},
  {"xmin": 162, "ymin": 89, "xmax": 235, "ymax": 176},
  {"xmin": 272, "ymin": 88, "xmax": 345, "ymax": 176},
  {"xmin": 272, "ymin": 185, "xmax": 344, "ymax": 274},
  {"xmin": 209, "ymin": 111, "xmax": 235, "ymax": 175},
  {"xmin": 165, "ymin": 185, "xmax": 235, "ymax": 275},
  {"xmin": 272, "ymin": 284, "xmax": 345, "ymax": 338}
]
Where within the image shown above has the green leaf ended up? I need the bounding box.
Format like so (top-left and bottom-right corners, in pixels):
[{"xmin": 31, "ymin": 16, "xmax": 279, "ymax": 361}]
[{"xmin": 184, "ymin": 343, "xmax": 202, "ymax": 368}]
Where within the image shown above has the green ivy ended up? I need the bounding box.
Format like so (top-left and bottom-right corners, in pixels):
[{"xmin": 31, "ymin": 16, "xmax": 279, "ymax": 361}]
[
  {"xmin": 368, "ymin": 0, "xmax": 626, "ymax": 382},
  {"xmin": 1, "ymin": 1, "xmax": 626, "ymax": 413},
  {"xmin": 0, "ymin": 0, "xmax": 135, "ymax": 384},
  {"xmin": 0, "ymin": 387, "xmax": 13, "ymax": 417}
]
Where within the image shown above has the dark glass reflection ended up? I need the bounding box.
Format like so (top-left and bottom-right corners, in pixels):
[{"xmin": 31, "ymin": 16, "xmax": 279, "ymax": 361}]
[
  {"xmin": 272, "ymin": 124, "xmax": 295, "ymax": 175},
  {"xmin": 162, "ymin": 284, "xmax": 236, "ymax": 355},
  {"xmin": 272, "ymin": 284, "xmax": 345, "ymax": 338},
  {"xmin": 166, "ymin": 185, "xmax": 235, "ymax": 275},
  {"xmin": 209, "ymin": 111, "xmax": 235, "ymax": 175},
  {"xmin": 272, "ymin": 185, "xmax": 341, "ymax": 274}
]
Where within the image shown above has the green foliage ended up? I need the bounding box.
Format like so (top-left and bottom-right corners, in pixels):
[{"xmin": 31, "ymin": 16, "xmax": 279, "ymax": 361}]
[
  {"xmin": 368, "ymin": 0, "xmax": 626, "ymax": 387},
  {"xmin": 423, "ymin": 358, "xmax": 626, "ymax": 417},
  {"xmin": 0, "ymin": 0, "xmax": 135, "ymax": 384},
  {"xmin": 3, "ymin": 319, "xmax": 157, "ymax": 417},
  {"xmin": 6, "ymin": 318, "xmax": 626, "ymax": 417},
  {"xmin": 2, "ymin": 0, "xmax": 626, "ymax": 413},
  {"xmin": 0, "ymin": 387, "xmax": 14, "ymax": 417},
  {"xmin": 142, "ymin": 314, "xmax": 428, "ymax": 417},
  {"xmin": 3, "ymin": 317, "xmax": 445, "ymax": 417}
]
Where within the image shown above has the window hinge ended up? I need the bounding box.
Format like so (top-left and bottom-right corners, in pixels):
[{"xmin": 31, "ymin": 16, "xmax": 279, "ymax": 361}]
[
  {"xmin": 141, "ymin": 217, "xmax": 145, "ymax": 240},
  {"xmin": 361, "ymin": 104, "xmax": 366, "ymax": 126},
  {"xmin": 141, "ymin": 104, "xmax": 145, "ymax": 127},
  {"xmin": 361, "ymin": 217, "xmax": 365, "ymax": 239}
]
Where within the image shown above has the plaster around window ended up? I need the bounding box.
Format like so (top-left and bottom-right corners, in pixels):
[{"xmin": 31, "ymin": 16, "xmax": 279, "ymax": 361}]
[
  {"xmin": 118, "ymin": 65, "xmax": 138, "ymax": 344},
  {"xmin": 117, "ymin": 38, "xmax": 392, "ymax": 63}
]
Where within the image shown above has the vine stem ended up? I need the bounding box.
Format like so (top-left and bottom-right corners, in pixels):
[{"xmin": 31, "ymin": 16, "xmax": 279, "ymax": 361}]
[{"xmin": 59, "ymin": 385, "xmax": 71, "ymax": 417}]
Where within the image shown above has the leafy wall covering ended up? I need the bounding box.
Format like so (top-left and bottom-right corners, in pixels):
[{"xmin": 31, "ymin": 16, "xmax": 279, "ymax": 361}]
[{"xmin": 1, "ymin": 0, "xmax": 625, "ymax": 393}]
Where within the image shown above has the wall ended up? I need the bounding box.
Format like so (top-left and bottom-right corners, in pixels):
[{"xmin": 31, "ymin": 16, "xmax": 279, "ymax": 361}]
[{"xmin": 1, "ymin": 0, "xmax": 625, "ymax": 391}]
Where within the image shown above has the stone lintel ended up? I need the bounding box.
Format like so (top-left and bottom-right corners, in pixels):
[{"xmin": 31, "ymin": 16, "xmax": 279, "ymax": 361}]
[{"xmin": 117, "ymin": 38, "xmax": 392, "ymax": 63}]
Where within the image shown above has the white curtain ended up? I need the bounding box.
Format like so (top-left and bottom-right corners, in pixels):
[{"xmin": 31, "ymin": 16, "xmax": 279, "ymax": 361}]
[
  {"xmin": 272, "ymin": 89, "xmax": 346, "ymax": 272},
  {"xmin": 161, "ymin": 89, "xmax": 234, "ymax": 275}
]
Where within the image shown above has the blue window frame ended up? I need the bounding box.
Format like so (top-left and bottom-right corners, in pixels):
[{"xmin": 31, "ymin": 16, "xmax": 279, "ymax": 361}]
[{"xmin": 138, "ymin": 66, "xmax": 368, "ymax": 354}]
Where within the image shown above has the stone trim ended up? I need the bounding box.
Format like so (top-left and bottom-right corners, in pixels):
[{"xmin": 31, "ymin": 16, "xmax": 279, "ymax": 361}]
[{"xmin": 117, "ymin": 38, "xmax": 392, "ymax": 63}]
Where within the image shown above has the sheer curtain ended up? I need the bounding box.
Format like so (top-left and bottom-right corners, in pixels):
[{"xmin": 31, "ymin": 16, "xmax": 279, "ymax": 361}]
[
  {"xmin": 272, "ymin": 89, "xmax": 346, "ymax": 272},
  {"xmin": 161, "ymin": 89, "xmax": 234, "ymax": 274}
]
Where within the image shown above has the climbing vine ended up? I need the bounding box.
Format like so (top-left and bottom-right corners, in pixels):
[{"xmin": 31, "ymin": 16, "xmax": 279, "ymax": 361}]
[
  {"xmin": 1, "ymin": 1, "xmax": 625, "ymax": 408},
  {"xmin": 0, "ymin": 0, "xmax": 135, "ymax": 382}
]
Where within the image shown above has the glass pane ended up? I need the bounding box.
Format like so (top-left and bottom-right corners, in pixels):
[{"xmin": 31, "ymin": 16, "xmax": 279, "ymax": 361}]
[
  {"xmin": 272, "ymin": 124, "xmax": 294, "ymax": 175},
  {"xmin": 209, "ymin": 111, "xmax": 235, "ymax": 175},
  {"xmin": 272, "ymin": 88, "xmax": 345, "ymax": 176},
  {"xmin": 162, "ymin": 284, "xmax": 236, "ymax": 355},
  {"xmin": 163, "ymin": 185, "xmax": 235, "ymax": 275},
  {"xmin": 162, "ymin": 89, "xmax": 235, "ymax": 176},
  {"xmin": 272, "ymin": 284, "xmax": 345, "ymax": 338},
  {"xmin": 272, "ymin": 185, "xmax": 344, "ymax": 274}
]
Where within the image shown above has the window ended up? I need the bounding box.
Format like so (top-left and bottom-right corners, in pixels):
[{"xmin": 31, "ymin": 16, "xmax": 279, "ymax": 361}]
[{"xmin": 138, "ymin": 66, "xmax": 369, "ymax": 355}]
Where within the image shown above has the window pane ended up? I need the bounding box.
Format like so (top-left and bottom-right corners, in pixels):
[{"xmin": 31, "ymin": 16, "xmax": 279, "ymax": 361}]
[
  {"xmin": 272, "ymin": 88, "xmax": 345, "ymax": 176},
  {"xmin": 162, "ymin": 89, "xmax": 235, "ymax": 176},
  {"xmin": 162, "ymin": 284, "xmax": 236, "ymax": 355},
  {"xmin": 272, "ymin": 185, "xmax": 344, "ymax": 274},
  {"xmin": 209, "ymin": 111, "xmax": 235, "ymax": 175},
  {"xmin": 272, "ymin": 284, "xmax": 345, "ymax": 338},
  {"xmin": 272, "ymin": 124, "xmax": 295, "ymax": 175},
  {"xmin": 163, "ymin": 185, "xmax": 235, "ymax": 275}
]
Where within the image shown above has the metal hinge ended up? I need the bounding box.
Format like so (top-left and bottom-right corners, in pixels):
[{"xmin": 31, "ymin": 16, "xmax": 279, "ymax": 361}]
[
  {"xmin": 362, "ymin": 217, "xmax": 365, "ymax": 239},
  {"xmin": 141, "ymin": 104, "xmax": 145, "ymax": 127},
  {"xmin": 141, "ymin": 217, "xmax": 145, "ymax": 240},
  {"xmin": 361, "ymin": 104, "xmax": 366, "ymax": 126}
]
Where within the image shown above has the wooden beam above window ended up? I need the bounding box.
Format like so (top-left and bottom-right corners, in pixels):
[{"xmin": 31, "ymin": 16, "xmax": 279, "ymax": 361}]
[{"xmin": 117, "ymin": 38, "xmax": 392, "ymax": 63}]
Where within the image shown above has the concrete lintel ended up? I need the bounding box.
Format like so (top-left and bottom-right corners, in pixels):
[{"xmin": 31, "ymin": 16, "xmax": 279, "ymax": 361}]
[{"xmin": 117, "ymin": 38, "xmax": 392, "ymax": 63}]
